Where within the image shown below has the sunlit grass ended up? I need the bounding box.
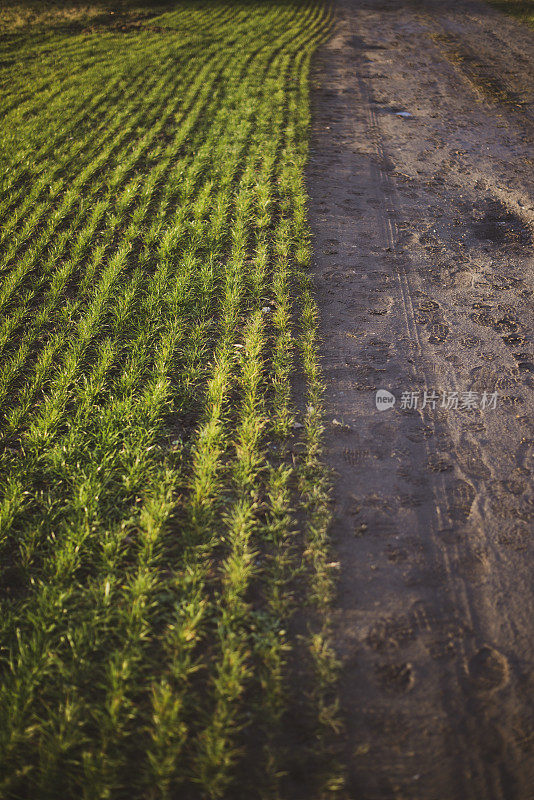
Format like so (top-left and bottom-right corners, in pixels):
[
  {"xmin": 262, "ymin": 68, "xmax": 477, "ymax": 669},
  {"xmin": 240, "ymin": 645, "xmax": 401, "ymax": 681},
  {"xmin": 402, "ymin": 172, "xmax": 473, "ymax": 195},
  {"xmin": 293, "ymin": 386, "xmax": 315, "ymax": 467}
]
[
  {"xmin": 486, "ymin": 0, "xmax": 534, "ymax": 26},
  {"xmin": 0, "ymin": 1, "xmax": 342, "ymax": 797}
]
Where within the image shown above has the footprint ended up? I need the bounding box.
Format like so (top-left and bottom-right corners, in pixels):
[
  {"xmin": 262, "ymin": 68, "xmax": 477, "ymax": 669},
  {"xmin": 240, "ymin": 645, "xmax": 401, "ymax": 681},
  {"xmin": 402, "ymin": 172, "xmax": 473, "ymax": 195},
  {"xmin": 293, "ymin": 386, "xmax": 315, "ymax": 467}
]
[
  {"xmin": 368, "ymin": 295, "xmax": 393, "ymax": 316},
  {"xmin": 491, "ymin": 280, "xmax": 514, "ymax": 292},
  {"xmin": 343, "ymin": 448, "xmax": 369, "ymax": 466},
  {"xmin": 427, "ymin": 638, "xmax": 457, "ymax": 661},
  {"xmin": 496, "ymin": 372, "xmax": 519, "ymax": 391},
  {"xmin": 503, "ymin": 333, "xmax": 525, "ymax": 348},
  {"xmin": 470, "ymin": 311, "xmax": 494, "ymax": 327},
  {"xmin": 428, "ymin": 453, "xmax": 453, "ymax": 472},
  {"xmin": 428, "ymin": 321, "xmax": 449, "ymax": 343},
  {"xmin": 375, "ymin": 662, "xmax": 414, "ymax": 693},
  {"xmin": 447, "ymin": 479, "xmax": 475, "ymax": 523},
  {"xmin": 418, "ymin": 298, "xmax": 439, "ymax": 313},
  {"xmin": 468, "ymin": 646, "xmax": 509, "ymax": 692},
  {"xmin": 512, "ymin": 352, "xmax": 533, "ymax": 361},
  {"xmin": 367, "ymin": 615, "xmax": 416, "ymax": 651},
  {"xmin": 491, "ymin": 316, "xmax": 518, "ymax": 333},
  {"xmin": 461, "ymin": 335, "xmax": 480, "ymax": 349},
  {"xmin": 415, "ymin": 314, "xmax": 430, "ymax": 325},
  {"xmin": 386, "ymin": 546, "xmax": 408, "ymax": 563},
  {"xmin": 498, "ymin": 304, "xmax": 516, "ymax": 315},
  {"xmin": 460, "ymin": 452, "xmax": 491, "ymax": 479},
  {"xmin": 399, "ymin": 493, "xmax": 424, "ymax": 508}
]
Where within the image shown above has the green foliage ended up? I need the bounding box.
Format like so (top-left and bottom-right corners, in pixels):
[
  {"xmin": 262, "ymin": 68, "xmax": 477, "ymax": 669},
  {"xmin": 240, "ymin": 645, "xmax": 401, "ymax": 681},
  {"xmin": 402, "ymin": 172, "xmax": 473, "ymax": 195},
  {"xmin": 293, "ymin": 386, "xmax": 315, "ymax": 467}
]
[
  {"xmin": 486, "ymin": 0, "xmax": 534, "ymax": 25},
  {"xmin": 0, "ymin": 1, "xmax": 341, "ymax": 797}
]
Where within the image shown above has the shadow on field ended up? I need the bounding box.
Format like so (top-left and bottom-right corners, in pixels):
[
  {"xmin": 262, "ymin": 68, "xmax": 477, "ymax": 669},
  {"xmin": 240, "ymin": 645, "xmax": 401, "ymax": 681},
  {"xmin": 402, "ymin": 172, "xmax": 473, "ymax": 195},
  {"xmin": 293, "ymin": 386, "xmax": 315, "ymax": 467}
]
[{"xmin": 0, "ymin": 0, "xmax": 176, "ymax": 37}]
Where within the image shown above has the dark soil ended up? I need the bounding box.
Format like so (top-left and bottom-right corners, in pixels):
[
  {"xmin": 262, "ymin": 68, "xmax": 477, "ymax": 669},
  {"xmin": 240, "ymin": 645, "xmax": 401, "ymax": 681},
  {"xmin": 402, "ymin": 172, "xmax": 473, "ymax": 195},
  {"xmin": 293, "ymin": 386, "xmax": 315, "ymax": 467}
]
[{"xmin": 307, "ymin": 0, "xmax": 534, "ymax": 797}]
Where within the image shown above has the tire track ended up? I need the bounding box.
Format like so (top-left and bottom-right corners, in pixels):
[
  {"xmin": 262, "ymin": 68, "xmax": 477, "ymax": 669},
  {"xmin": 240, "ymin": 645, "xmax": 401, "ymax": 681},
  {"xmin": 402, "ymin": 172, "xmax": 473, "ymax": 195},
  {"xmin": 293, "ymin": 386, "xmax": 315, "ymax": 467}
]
[{"xmin": 308, "ymin": 0, "xmax": 534, "ymax": 796}]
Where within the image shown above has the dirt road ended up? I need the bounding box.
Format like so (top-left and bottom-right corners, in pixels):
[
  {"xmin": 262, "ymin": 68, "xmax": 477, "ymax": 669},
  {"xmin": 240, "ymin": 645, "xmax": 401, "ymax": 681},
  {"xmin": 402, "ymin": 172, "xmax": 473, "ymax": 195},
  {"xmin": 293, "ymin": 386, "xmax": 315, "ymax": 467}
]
[{"xmin": 306, "ymin": 0, "xmax": 534, "ymax": 797}]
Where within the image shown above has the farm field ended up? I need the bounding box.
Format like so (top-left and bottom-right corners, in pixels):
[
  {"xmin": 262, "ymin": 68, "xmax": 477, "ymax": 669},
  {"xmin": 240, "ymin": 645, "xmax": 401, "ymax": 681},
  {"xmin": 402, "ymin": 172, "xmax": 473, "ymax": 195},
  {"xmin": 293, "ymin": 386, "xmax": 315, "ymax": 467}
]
[
  {"xmin": 2, "ymin": 0, "xmax": 534, "ymax": 797},
  {"xmin": 0, "ymin": 2, "xmax": 341, "ymax": 798}
]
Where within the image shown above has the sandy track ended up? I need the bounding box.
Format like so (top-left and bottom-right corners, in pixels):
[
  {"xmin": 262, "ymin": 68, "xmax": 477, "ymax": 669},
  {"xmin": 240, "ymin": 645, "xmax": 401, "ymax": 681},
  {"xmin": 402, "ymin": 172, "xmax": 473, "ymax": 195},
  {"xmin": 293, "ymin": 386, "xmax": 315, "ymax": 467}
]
[{"xmin": 306, "ymin": 0, "xmax": 534, "ymax": 797}]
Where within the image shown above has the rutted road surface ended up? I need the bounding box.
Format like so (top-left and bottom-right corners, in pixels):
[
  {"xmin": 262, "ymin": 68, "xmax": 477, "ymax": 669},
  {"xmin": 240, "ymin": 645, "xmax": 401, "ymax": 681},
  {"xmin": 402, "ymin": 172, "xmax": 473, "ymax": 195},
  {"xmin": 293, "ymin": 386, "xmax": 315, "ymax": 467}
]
[{"xmin": 307, "ymin": 0, "xmax": 534, "ymax": 797}]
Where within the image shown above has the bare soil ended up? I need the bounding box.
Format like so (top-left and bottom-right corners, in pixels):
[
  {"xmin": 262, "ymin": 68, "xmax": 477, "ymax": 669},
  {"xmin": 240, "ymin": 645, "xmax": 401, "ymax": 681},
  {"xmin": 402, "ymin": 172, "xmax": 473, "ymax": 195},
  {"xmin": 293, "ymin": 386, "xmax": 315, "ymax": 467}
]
[{"xmin": 306, "ymin": 0, "xmax": 534, "ymax": 797}]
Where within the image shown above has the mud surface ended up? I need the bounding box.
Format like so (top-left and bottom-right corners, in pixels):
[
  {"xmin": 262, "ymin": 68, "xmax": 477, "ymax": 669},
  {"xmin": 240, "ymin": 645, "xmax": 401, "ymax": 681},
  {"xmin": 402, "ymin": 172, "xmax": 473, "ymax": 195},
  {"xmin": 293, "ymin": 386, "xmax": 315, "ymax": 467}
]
[{"xmin": 307, "ymin": 0, "xmax": 534, "ymax": 797}]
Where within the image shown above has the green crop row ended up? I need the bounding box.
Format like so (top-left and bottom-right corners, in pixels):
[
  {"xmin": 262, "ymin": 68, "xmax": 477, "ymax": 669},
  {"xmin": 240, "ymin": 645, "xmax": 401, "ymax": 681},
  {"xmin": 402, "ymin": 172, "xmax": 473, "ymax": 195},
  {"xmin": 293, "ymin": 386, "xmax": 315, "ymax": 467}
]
[{"xmin": 0, "ymin": 2, "xmax": 342, "ymax": 797}]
